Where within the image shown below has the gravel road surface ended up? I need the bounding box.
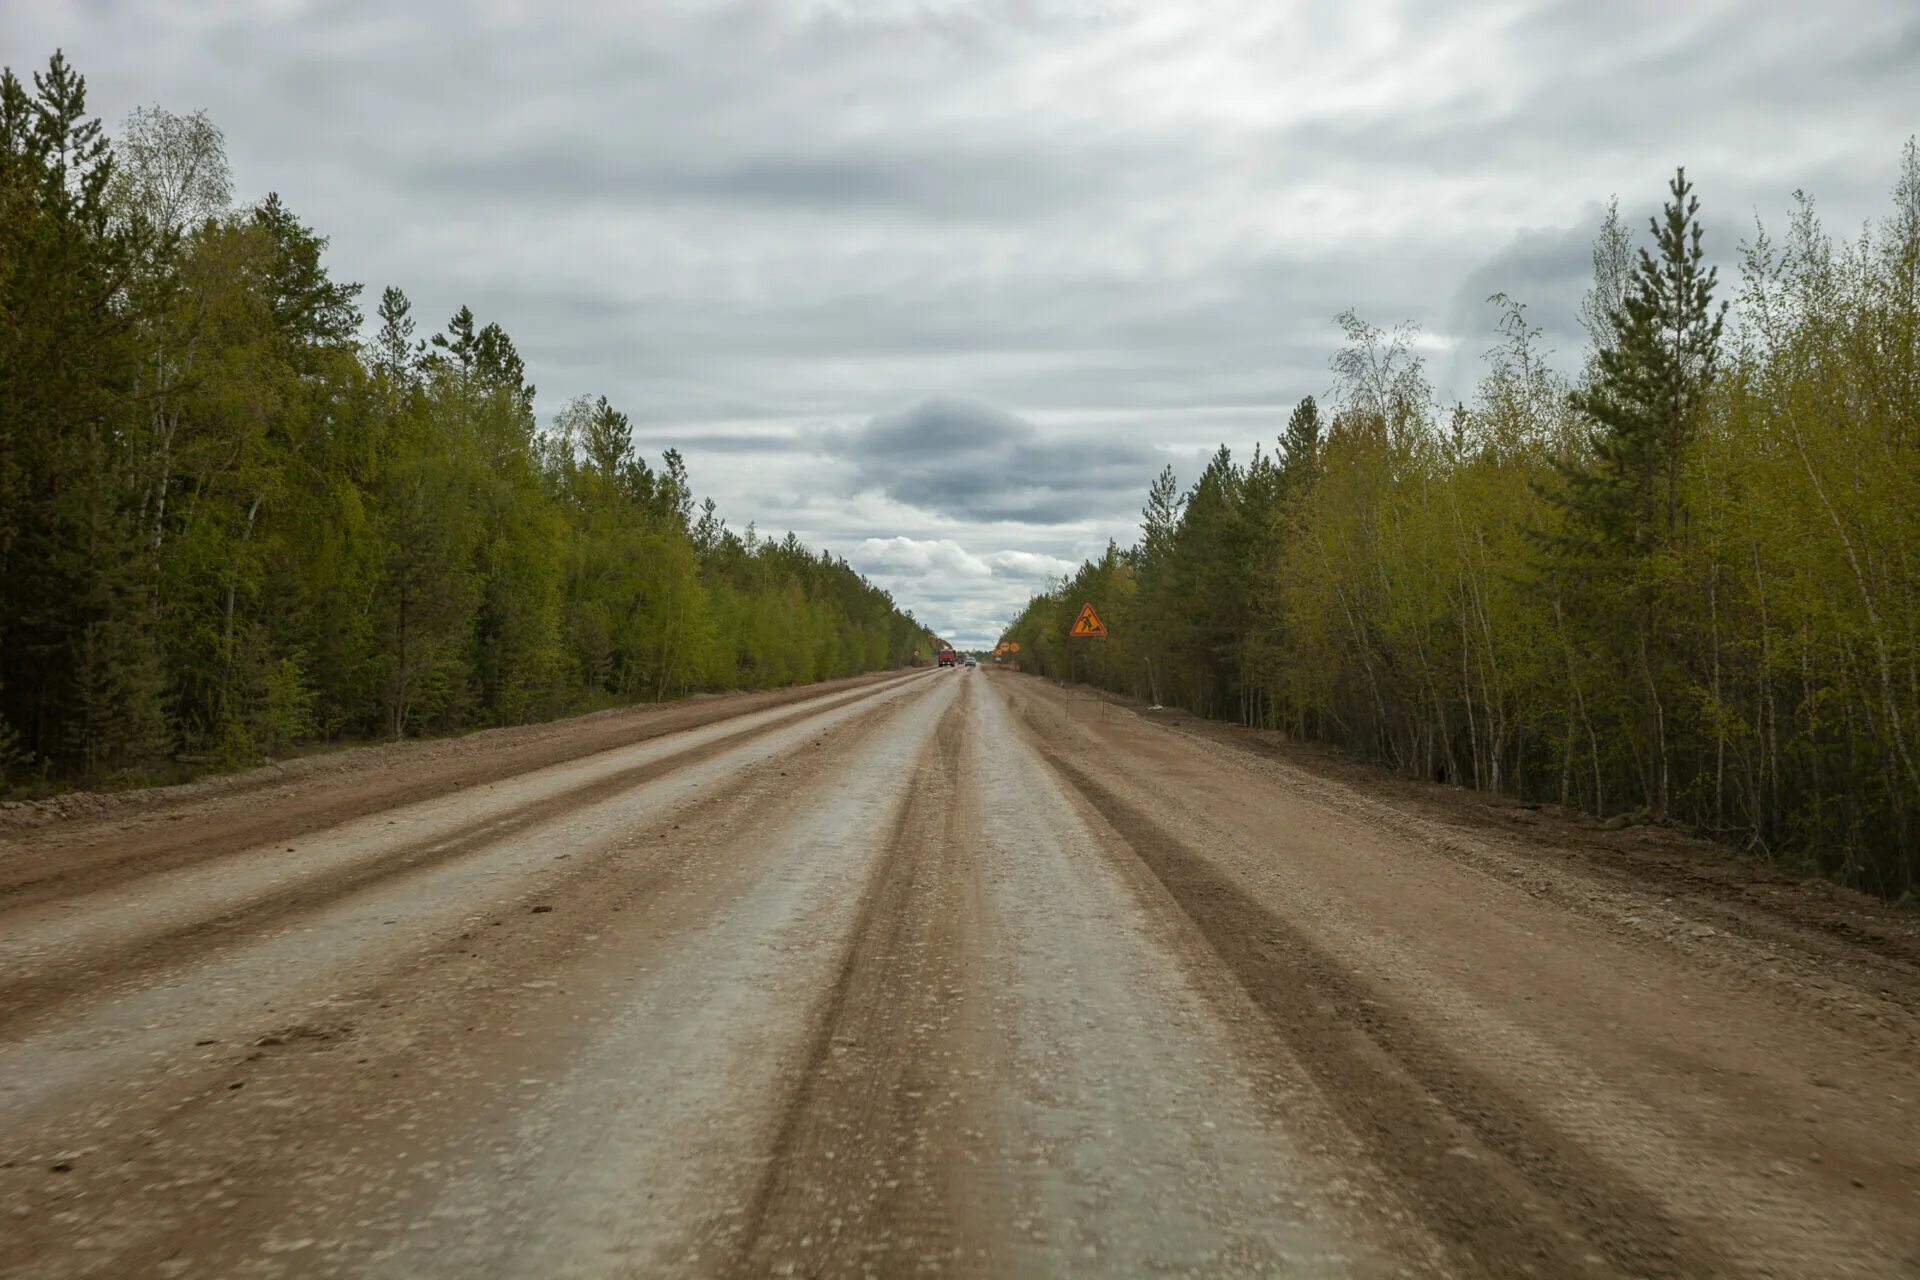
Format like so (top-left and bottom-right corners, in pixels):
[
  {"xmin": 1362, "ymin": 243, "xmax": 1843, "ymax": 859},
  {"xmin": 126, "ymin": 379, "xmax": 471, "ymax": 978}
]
[{"xmin": 3, "ymin": 668, "xmax": 1917, "ymax": 1277}]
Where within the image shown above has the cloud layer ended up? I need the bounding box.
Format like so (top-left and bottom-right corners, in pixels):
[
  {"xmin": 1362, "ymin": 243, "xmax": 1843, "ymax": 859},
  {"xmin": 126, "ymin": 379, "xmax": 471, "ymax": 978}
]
[
  {"xmin": 9, "ymin": 0, "xmax": 1913, "ymax": 643},
  {"xmin": 823, "ymin": 397, "xmax": 1159, "ymax": 524}
]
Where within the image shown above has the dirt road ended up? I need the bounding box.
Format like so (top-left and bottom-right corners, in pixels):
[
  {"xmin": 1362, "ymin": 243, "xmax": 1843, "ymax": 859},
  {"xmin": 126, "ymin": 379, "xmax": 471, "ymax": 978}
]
[{"xmin": 3, "ymin": 668, "xmax": 1917, "ymax": 1277}]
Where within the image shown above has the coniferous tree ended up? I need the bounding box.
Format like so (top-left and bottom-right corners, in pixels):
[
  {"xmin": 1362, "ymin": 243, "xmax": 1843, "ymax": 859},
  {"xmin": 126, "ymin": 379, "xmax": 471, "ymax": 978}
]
[
  {"xmin": 1563, "ymin": 168, "xmax": 1726, "ymax": 552},
  {"xmin": 373, "ymin": 286, "xmax": 420, "ymax": 389},
  {"xmin": 253, "ymin": 193, "xmax": 361, "ymax": 353},
  {"xmin": 1138, "ymin": 465, "xmax": 1182, "ymax": 571},
  {"xmin": 1, "ymin": 50, "xmax": 925, "ymax": 784},
  {"xmin": 580, "ymin": 395, "xmax": 634, "ymax": 482},
  {"xmin": 0, "ymin": 52, "xmax": 167, "ymax": 770},
  {"xmin": 1550, "ymin": 169, "xmax": 1726, "ymax": 817},
  {"xmin": 1000, "ymin": 152, "xmax": 1919, "ymax": 895},
  {"xmin": 430, "ymin": 305, "xmax": 478, "ymax": 374},
  {"xmin": 1279, "ymin": 395, "xmax": 1322, "ymax": 493}
]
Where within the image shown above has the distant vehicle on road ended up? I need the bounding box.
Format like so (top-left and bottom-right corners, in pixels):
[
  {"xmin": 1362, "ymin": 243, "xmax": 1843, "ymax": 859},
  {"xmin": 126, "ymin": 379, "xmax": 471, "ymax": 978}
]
[
  {"xmin": 963, "ymin": 656, "xmax": 977, "ymax": 667},
  {"xmin": 938, "ymin": 650, "xmax": 957, "ymax": 667}
]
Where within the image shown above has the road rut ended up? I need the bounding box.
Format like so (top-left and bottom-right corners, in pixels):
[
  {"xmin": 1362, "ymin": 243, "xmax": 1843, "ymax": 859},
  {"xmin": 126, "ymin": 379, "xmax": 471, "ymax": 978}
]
[{"xmin": 2, "ymin": 668, "xmax": 1916, "ymax": 1277}]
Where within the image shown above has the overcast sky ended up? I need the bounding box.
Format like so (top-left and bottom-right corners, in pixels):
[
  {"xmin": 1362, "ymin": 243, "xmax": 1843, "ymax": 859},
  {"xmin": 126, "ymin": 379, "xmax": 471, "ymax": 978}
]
[{"xmin": 7, "ymin": 1, "xmax": 1915, "ymax": 645}]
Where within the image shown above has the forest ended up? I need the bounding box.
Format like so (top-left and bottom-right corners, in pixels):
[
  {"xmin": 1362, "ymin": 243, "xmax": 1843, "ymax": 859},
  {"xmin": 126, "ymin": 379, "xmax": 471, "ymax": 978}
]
[
  {"xmin": 0, "ymin": 53, "xmax": 927, "ymax": 793},
  {"xmin": 1004, "ymin": 149, "xmax": 1920, "ymax": 899}
]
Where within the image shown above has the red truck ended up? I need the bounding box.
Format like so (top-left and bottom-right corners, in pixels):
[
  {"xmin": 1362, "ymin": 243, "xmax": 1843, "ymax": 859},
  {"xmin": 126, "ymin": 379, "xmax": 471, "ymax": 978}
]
[{"xmin": 937, "ymin": 649, "xmax": 957, "ymax": 668}]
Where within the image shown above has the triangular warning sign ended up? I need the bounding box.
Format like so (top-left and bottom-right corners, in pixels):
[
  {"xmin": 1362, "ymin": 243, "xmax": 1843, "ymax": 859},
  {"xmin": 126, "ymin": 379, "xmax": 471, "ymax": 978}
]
[{"xmin": 1070, "ymin": 602, "xmax": 1108, "ymax": 638}]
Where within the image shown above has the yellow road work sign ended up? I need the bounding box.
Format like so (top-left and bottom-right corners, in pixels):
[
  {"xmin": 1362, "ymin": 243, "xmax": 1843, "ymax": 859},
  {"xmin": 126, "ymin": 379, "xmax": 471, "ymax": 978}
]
[{"xmin": 1070, "ymin": 602, "xmax": 1108, "ymax": 638}]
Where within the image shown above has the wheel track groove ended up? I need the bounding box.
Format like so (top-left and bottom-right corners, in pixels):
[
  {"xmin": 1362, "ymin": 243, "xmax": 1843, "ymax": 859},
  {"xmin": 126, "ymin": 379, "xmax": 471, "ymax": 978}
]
[
  {"xmin": 1022, "ymin": 732, "xmax": 1738, "ymax": 1279},
  {"xmin": 0, "ymin": 672, "xmax": 919, "ymax": 911},
  {"xmin": 730, "ymin": 677, "xmax": 984, "ymax": 1278},
  {"xmin": 0, "ymin": 680, "xmax": 945, "ymax": 1278},
  {"xmin": 0, "ymin": 677, "xmax": 921, "ymax": 1043}
]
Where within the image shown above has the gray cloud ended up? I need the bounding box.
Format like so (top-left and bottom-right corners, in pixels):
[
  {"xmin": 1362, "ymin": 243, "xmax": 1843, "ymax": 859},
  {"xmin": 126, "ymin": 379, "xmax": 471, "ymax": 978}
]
[
  {"xmin": 7, "ymin": 0, "xmax": 1912, "ymax": 644},
  {"xmin": 821, "ymin": 398, "xmax": 1162, "ymax": 524},
  {"xmin": 1439, "ymin": 213, "xmax": 1609, "ymax": 400},
  {"xmin": 407, "ymin": 139, "xmax": 1144, "ymax": 224}
]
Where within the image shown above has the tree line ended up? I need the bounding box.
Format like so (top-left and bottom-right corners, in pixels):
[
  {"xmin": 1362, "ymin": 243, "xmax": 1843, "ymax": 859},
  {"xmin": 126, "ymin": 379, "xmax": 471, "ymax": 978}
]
[
  {"xmin": 1003, "ymin": 154, "xmax": 1920, "ymax": 899},
  {"xmin": 1, "ymin": 52, "xmax": 926, "ymax": 792}
]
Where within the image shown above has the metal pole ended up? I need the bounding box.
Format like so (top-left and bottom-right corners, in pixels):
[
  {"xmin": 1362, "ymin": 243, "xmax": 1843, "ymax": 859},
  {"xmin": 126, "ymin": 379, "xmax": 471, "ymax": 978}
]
[{"xmin": 1067, "ymin": 633, "xmax": 1075, "ymax": 718}]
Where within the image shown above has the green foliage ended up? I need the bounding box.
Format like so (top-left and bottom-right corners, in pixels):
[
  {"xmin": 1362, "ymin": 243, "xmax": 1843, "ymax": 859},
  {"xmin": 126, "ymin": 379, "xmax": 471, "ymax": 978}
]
[
  {"xmin": 0, "ymin": 51, "xmax": 921, "ymax": 791},
  {"xmin": 1005, "ymin": 153, "xmax": 1920, "ymax": 899},
  {"xmin": 1561, "ymin": 167, "xmax": 1727, "ymax": 556}
]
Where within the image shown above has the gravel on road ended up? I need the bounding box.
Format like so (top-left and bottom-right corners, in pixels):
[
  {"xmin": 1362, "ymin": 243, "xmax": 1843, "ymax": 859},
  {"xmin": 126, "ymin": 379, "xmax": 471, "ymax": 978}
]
[{"xmin": 3, "ymin": 667, "xmax": 1916, "ymax": 1277}]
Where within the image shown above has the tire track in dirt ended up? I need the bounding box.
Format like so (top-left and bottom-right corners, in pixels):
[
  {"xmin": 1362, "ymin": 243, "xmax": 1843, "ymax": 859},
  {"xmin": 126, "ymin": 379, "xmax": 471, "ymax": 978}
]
[
  {"xmin": 1028, "ymin": 740, "xmax": 1737, "ymax": 1279},
  {"xmin": 0, "ymin": 677, "xmax": 918, "ymax": 1040},
  {"xmin": 0, "ymin": 672, "xmax": 919, "ymax": 911},
  {"xmin": 337, "ymin": 675, "xmax": 966, "ymax": 1278},
  {"xmin": 0, "ymin": 680, "xmax": 933, "ymax": 1142},
  {"xmin": 1002, "ymin": 673, "xmax": 1920, "ymax": 1276},
  {"xmin": 969, "ymin": 679, "xmax": 1430, "ymax": 1276},
  {"xmin": 0, "ymin": 681, "xmax": 944, "ymax": 1279},
  {"xmin": 730, "ymin": 675, "xmax": 994, "ymax": 1278},
  {"xmin": 1146, "ymin": 700, "xmax": 1920, "ymax": 1012}
]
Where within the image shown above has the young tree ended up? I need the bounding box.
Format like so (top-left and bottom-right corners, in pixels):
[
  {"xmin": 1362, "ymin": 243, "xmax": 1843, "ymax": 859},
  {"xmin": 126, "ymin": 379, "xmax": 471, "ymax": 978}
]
[
  {"xmin": 108, "ymin": 104, "xmax": 230, "ymax": 237},
  {"xmin": 580, "ymin": 395, "xmax": 635, "ymax": 483},
  {"xmin": 1564, "ymin": 169, "xmax": 1727, "ymax": 549},
  {"xmin": 1279, "ymin": 394, "xmax": 1322, "ymax": 488},
  {"xmin": 1138, "ymin": 464, "xmax": 1182, "ymax": 570},
  {"xmin": 430, "ymin": 305, "xmax": 478, "ymax": 374},
  {"xmin": 1552, "ymin": 168, "xmax": 1727, "ymax": 820},
  {"xmin": 1578, "ymin": 197, "xmax": 1634, "ymax": 373},
  {"xmin": 373, "ymin": 285, "xmax": 421, "ymax": 390}
]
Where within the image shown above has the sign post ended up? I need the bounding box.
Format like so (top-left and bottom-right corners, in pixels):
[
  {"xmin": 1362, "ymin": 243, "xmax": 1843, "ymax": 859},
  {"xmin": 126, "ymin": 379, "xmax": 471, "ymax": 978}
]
[{"xmin": 1066, "ymin": 602, "xmax": 1109, "ymax": 718}]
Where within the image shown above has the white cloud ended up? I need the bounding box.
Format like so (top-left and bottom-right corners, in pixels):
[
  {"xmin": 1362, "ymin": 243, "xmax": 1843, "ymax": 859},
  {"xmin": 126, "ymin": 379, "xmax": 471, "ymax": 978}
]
[
  {"xmin": 852, "ymin": 536, "xmax": 993, "ymax": 580},
  {"xmin": 984, "ymin": 550, "xmax": 1078, "ymax": 580},
  {"xmin": 8, "ymin": 0, "xmax": 1913, "ymax": 647},
  {"xmin": 845, "ymin": 536, "xmax": 1090, "ymax": 645}
]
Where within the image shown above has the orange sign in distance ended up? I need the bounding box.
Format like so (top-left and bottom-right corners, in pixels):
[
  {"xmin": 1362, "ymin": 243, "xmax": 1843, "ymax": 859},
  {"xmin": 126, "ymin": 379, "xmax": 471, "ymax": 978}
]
[{"xmin": 1070, "ymin": 602, "xmax": 1108, "ymax": 638}]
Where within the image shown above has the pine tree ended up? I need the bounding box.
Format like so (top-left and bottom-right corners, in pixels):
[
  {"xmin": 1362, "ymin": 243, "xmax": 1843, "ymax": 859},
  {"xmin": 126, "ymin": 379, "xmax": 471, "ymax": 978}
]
[
  {"xmin": 473, "ymin": 321, "xmax": 534, "ymax": 425},
  {"xmin": 373, "ymin": 286, "xmax": 420, "ymax": 389},
  {"xmin": 0, "ymin": 52, "xmax": 164, "ymax": 772},
  {"xmin": 1138, "ymin": 465, "xmax": 1181, "ymax": 568},
  {"xmin": 691, "ymin": 497, "xmax": 724, "ymax": 556},
  {"xmin": 430, "ymin": 305, "xmax": 478, "ymax": 374},
  {"xmin": 655, "ymin": 448, "xmax": 694, "ymax": 529},
  {"xmin": 252, "ymin": 193, "xmax": 361, "ymax": 353},
  {"xmin": 580, "ymin": 395, "xmax": 634, "ymax": 482},
  {"xmin": 1552, "ymin": 168, "xmax": 1727, "ymax": 820},
  {"xmin": 1563, "ymin": 168, "xmax": 1726, "ymax": 552},
  {"xmin": 1279, "ymin": 395, "xmax": 1322, "ymax": 489}
]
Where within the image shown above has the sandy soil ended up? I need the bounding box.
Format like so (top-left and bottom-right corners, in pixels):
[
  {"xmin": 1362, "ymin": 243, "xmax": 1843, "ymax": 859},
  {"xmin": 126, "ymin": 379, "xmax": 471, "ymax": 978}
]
[{"xmin": 2, "ymin": 667, "xmax": 1915, "ymax": 1277}]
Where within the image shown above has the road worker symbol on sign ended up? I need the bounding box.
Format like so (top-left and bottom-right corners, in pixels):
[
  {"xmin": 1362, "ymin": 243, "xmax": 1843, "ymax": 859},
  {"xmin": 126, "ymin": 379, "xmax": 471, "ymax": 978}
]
[{"xmin": 1070, "ymin": 602, "xmax": 1108, "ymax": 638}]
